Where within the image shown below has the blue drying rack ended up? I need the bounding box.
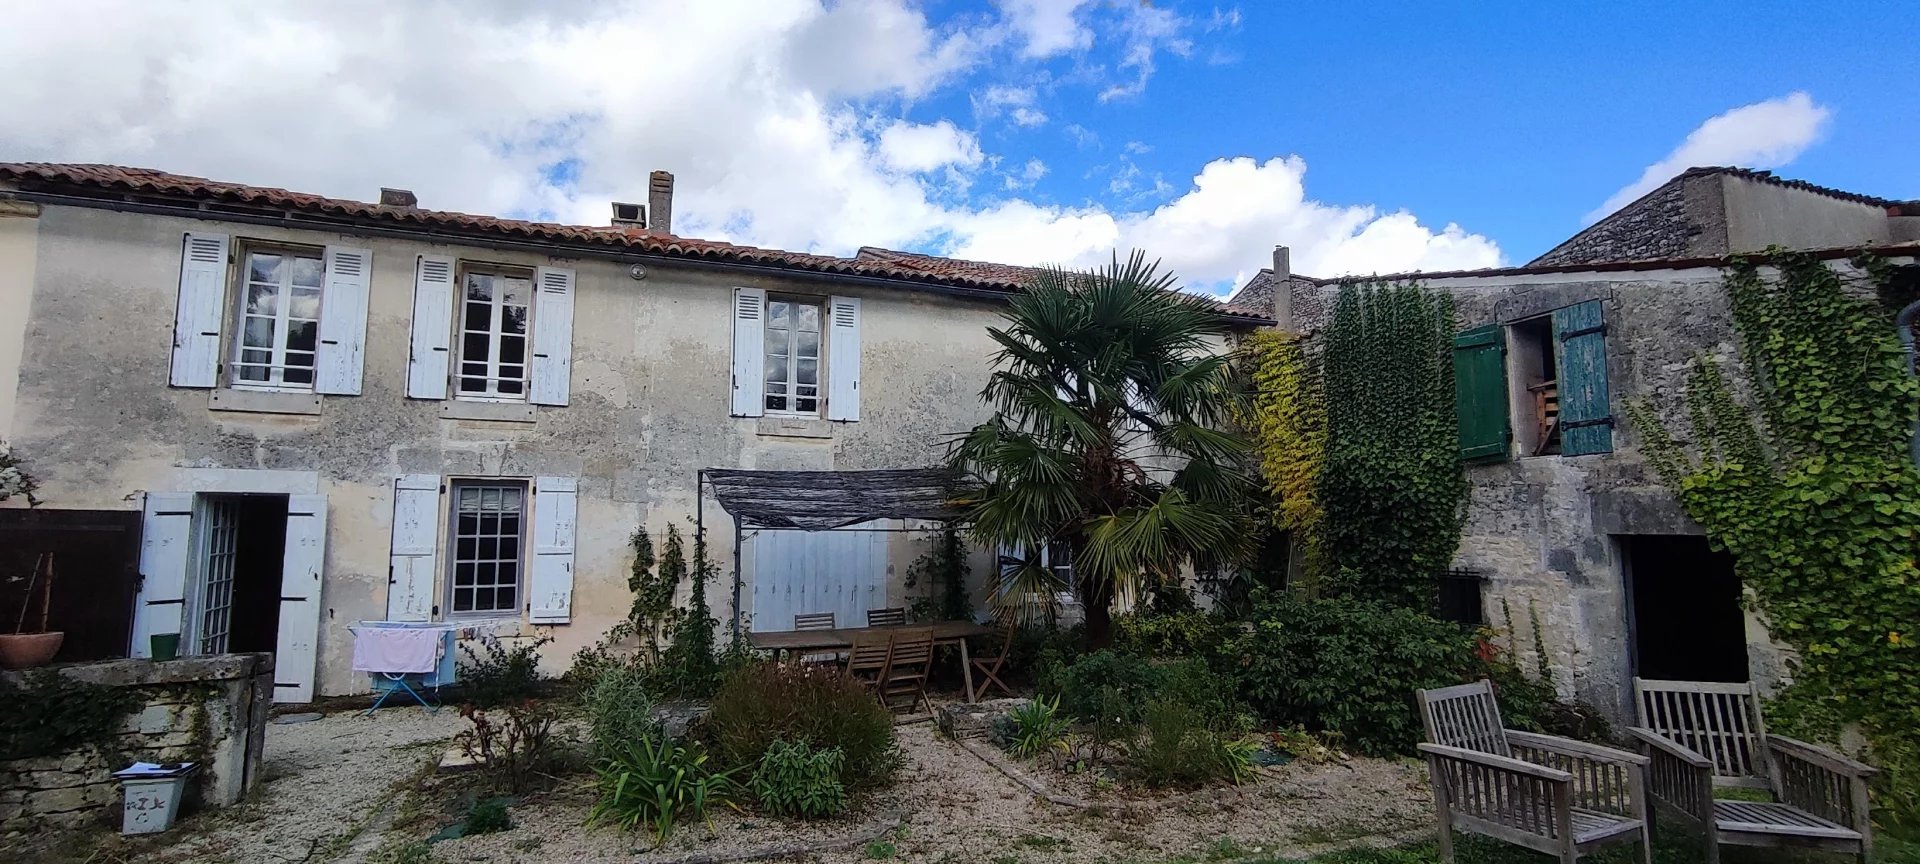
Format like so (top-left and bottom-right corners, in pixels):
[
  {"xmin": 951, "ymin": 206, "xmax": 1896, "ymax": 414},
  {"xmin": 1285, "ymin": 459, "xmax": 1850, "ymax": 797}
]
[{"xmin": 353, "ymin": 621, "xmax": 459, "ymax": 715}]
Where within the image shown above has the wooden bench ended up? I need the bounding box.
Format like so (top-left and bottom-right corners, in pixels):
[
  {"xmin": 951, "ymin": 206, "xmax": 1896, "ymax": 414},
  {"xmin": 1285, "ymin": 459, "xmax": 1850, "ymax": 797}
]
[
  {"xmin": 1417, "ymin": 679, "xmax": 1651, "ymax": 864},
  {"xmin": 1630, "ymin": 678, "xmax": 1876, "ymax": 864}
]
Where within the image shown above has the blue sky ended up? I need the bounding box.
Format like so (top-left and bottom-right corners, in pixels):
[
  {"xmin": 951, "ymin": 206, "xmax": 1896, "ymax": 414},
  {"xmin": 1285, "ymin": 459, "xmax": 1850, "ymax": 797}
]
[{"xmin": 1, "ymin": 1, "xmax": 1913, "ymax": 294}]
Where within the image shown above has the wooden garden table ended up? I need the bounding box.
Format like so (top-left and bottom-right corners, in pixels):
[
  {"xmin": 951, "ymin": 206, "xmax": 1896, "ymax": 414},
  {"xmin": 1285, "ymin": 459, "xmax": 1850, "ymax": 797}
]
[{"xmin": 748, "ymin": 620, "xmax": 994, "ymax": 703}]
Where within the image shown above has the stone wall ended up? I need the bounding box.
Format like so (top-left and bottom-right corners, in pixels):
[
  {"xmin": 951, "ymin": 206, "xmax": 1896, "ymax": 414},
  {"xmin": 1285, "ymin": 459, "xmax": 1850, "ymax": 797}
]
[{"xmin": 0, "ymin": 653, "xmax": 272, "ymax": 832}]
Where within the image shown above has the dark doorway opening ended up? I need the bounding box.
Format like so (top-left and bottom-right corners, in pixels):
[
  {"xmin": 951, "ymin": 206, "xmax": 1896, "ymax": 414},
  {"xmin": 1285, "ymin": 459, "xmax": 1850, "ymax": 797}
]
[
  {"xmin": 1622, "ymin": 534, "xmax": 1748, "ymax": 682},
  {"xmin": 194, "ymin": 494, "xmax": 287, "ymax": 656}
]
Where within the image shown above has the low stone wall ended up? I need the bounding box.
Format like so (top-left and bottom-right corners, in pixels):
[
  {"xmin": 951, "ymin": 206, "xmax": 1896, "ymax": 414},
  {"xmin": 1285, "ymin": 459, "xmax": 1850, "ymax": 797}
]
[{"xmin": 1, "ymin": 653, "xmax": 273, "ymax": 832}]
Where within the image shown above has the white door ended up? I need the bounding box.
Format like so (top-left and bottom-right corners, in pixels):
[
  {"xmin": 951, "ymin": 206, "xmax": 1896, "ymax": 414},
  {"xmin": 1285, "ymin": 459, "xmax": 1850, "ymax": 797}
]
[
  {"xmin": 275, "ymin": 494, "xmax": 327, "ymax": 704},
  {"xmin": 749, "ymin": 521, "xmax": 889, "ymax": 632}
]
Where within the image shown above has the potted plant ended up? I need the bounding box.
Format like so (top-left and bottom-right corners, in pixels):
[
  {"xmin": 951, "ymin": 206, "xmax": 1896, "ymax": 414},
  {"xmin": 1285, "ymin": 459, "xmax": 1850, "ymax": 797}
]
[{"xmin": 1, "ymin": 552, "xmax": 63, "ymax": 668}]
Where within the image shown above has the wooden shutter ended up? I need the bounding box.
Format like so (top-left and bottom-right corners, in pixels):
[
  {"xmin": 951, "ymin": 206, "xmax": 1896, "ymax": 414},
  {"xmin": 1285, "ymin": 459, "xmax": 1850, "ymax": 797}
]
[
  {"xmin": 530, "ymin": 266, "xmax": 575, "ymax": 406},
  {"xmin": 826, "ymin": 295, "xmax": 861, "ymax": 421},
  {"xmin": 170, "ymin": 233, "xmax": 228, "ymax": 388},
  {"xmin": 730, "ymin": 287, "xmax": 766, "ymax": 417},
  {"xmin": 1453, "ymin": 324, "xmax": 1511, "ymax": 462},
  {"xmin": 528, "ymin": 476, "xmax": 577, "ymax": 624},
  {"xmin": 406, "ymin": 255, "xmax": 455, "ymax": 399},
  {"xmin": 275, "ymin": 494, "xmax": 327, "ymax": 703},
  {"xmin": 315, "ymin": 246, "xmax": 372, "ymax": 395},
  {"xmin": 1553, "ymin": 300, "xmax": 1614, "ymax": 455},
  {"xmin": 387, "ymin": 474, "xmax": 439, "ymax": 622},
  {"xmin": 132, "ymin": 492, "xmax": 195, "ymax": 657}
]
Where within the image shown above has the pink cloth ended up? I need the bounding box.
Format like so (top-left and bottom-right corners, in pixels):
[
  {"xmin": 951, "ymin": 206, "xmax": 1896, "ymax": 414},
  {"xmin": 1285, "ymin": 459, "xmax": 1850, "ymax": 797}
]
[{"xmin": 351, "ymin": 628, "xmax": 440, "ymax": 674}]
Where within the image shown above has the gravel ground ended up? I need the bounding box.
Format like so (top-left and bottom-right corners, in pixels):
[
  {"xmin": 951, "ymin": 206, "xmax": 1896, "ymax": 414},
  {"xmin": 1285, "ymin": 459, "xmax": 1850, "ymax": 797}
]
[
  {"xmin": 435, "ymin": 722, "xmax": 1433, "ymax": 864},
  {"xmin": 152, "ymin": 707, "xmax": 461, "ymax": 864}
]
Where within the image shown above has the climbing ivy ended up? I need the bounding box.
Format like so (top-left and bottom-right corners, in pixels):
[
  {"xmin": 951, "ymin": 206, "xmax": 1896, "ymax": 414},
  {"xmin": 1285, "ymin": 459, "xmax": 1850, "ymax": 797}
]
[
  {"xmin": 659, "ymin": 523, "xmax": 721, "ymax": 697},
  {"xmin": 1236, "ymin": 330, "xmax": 1328, "ymax": 589},
  {"xmin": 624, "ymin": 529, "xmax": 680, "ymax": 661},
  {"xmin": 1317, "ymin": 282, "xmax": 1468, "ymax": 608},
  {"xmin": 1629, "ymin": 250, "xmax": 1920, "ymax": 834},
  {"xmin": 903, "ymin": 528, "xmax": 972, "ymax": 623}
]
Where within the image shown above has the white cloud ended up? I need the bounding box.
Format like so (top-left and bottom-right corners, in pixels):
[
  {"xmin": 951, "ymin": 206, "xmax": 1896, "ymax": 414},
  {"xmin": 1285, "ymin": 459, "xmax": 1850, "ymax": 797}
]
[
  {"xmin": 1586, "ymin": 92, "xmax": 1833, "ymax": 223},
  {"xmin": 1097, "ymin": 2, "xmax": 1193, "ymax": 102},
  {"xmin": 0, "ymin": 1, "xmax": 1498, "ymax": 295},
  {"xmin": 877, "ymin": 120, "xmax": 983, "ymax": 173},
  {"xmin": 974, "ymin": 85, "xmax": 1049, "ymax": 127},
  {"xmin": 995, "ymin": 0, "xmax": 1095, "ymax": 59}
]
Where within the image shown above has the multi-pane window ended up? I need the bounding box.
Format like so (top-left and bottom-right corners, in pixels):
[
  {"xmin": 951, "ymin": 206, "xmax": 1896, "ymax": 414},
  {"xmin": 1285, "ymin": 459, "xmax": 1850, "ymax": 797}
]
[
  {"xmin": 763, "ymin": 298, "xmax": 822, "ymax": 414},
  {"xmin": 458, "ymin": 268, "xmax": 531, "ymax": 399},
  {"xmin": 232, "ymin": 248, "xmax": 323, "ymax": 388},
  {"xmin": 449, "ymin": 482, "xmax": 525, "ymax": 615}
]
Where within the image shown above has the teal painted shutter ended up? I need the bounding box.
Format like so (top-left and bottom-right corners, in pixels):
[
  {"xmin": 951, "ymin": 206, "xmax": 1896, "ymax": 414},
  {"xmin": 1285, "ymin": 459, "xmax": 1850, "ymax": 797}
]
[
  {"xmin": 1553, "ymin": 300, "xmax": 1613, "ymax": 455},
  {"xmin": 1454, "ymin": 324, "xmax": 1510, "ymax": 461}
]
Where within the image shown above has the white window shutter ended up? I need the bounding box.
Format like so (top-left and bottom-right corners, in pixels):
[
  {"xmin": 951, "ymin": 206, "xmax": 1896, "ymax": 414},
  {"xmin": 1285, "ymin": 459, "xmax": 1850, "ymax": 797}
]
[
  {"xmin": 171, "ymin": 233, "xmax": 228, "ymax": 388},
  {"xmin": 530, "ymin": 266, "xmax": 575, "ymax": 406},
  {"xmin": 315, "ymin": 246, "xmax": 372, "ymax": 395},
  {"xmin": 132, "ymin": 492, "xmax": 195, "ymax": 658},
  {"xmin": 407, "ymin": 255, "xmax": 455, "ymax": 399},
  {"xmin": 529, "ymin": 476, "xmax": 577, "ymax": 624},
  {"xmin": 275, "ymin": 494, "xmax": 327, "ymax": 703},
  {"xmin": 387, "ymin": 474, "xmax": 439, "ymax": 622},
  {"xmin": 827, "ymin": 295, "xmax": 861, "ymax": 421},
  {"xmin": 730, "ymin": 287, "xmax": 767, "ymax": 417}
]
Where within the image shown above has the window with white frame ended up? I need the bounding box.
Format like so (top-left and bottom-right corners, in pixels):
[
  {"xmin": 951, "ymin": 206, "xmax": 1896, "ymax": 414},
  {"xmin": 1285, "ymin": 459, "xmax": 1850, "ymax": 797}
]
[
  {"xmin": 231, "ymin": 246, "xmax": 324, "ymax": 389},
  {"xmin": 763, "ymin": 297, "xmax": 823, "ymax": 415},
  {"xmin": 457, "ymin": 267, "xmax": 532, "ymax": 399},
  {"xmin": 448, "ymin": 481, "xmax": 526, "ymax": 615}
]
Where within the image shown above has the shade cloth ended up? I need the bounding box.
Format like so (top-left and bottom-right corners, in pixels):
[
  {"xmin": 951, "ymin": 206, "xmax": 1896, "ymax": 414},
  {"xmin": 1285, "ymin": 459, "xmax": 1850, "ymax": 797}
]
[{"xmin": 704, "ymin": 467, "xmax": 965, "ymax": 530}]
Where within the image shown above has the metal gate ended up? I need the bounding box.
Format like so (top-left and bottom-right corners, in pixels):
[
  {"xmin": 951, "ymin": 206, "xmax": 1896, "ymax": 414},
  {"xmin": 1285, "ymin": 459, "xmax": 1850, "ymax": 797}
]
[
  {"xmin": 748, "ymin": 522, "xmax": 889, "ymax": 632},
  {"xmin": 194, "ymin": 497, "xmax": 242, "ymax": 654}
]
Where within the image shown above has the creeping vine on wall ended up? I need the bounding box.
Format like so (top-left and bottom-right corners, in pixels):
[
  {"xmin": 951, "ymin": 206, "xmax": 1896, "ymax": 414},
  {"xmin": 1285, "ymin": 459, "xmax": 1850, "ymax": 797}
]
[
  {"xmin": 1317, "ymin": 282, "xmax": 1468, "ymax": 608},
  {"xmin": 1237, "ymin": 330, "xmax": 1328, "ymax": 588},
  {"xmin": 1628, "ymin": 250, "xmax": 1920, "ymax": 833}
]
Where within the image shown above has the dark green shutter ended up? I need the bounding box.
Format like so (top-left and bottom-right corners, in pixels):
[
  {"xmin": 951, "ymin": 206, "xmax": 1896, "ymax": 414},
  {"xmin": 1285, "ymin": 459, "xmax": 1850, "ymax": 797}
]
[
  {"xmin": 1454, "ymin": 324, "xmax": 1510, "ymax": 462},
  {"xmin": 1553, "ymin": 300, "xmax": 1613, "ymax": 455}
]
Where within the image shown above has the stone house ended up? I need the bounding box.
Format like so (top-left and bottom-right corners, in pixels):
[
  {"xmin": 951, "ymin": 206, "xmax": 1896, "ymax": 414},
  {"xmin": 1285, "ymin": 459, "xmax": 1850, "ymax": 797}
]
[
  {"xmin": 1231, "ymin": 166, "xmax": 1920, "ymax": 718},
  {"xmin": 0, "ymin": 163, "xmax": 1268, "ymax": 702}
]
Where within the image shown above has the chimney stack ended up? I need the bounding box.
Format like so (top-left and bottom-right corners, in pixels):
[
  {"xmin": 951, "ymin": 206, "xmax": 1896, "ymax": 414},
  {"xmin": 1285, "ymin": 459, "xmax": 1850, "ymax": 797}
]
[
  {"xmin": 379, "ymin": 187, "xmax": 418, "ymax": 208},
  {"xmin": 647, "ymin": 170, "xmax": 674, "ymax": 234},
  {"xmin": 1271, "ymin": 245, "xmax": 1294, "ymax": 331},
  {"xmin": 610, "ymin": 201, "xmax": 646, "ymax": 229}
]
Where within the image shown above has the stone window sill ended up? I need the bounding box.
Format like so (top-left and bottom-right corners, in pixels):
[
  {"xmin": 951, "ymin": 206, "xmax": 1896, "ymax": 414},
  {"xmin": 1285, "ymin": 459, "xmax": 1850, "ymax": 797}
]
[
  {"xmin": 209, "ymin": 389, "xmax": 322, "ymax": 416},
  {"xmin": 756, "ymin": 416, "xmax": 834, "ymax": 439},
  {"xmin": 442, "ymin": 400, "xmax": 537, "ymax": 423}
]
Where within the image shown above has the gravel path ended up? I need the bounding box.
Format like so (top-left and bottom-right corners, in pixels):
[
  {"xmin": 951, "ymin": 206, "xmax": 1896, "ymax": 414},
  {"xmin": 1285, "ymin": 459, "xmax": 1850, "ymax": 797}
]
[{"xmin": 154, "ymin": 708, "xmax": 461, "ymax": 864}]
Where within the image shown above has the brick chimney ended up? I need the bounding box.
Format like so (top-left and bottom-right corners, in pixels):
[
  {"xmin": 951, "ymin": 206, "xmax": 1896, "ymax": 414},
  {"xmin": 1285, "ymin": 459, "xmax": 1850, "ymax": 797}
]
[
  {"xmin": 379, "ymin": 187, "xmax": 418, "ymax": 208},
  {"xmin": 1271, "ymin": 245, "xmax": 1293, "ymax": 331},
  {"xmin": 647, "ymin": 171, "xmax": 674, "ymax": 234}
]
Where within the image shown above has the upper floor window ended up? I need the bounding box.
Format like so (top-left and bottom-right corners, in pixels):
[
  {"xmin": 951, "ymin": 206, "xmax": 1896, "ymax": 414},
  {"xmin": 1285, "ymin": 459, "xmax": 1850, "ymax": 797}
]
[
  {"xmin": 457, "ymin": 267, "xmax": 531, "ymax": 400},
  {"xmin": 231, "ymin": 246, "xmax": 324, "ymax": 390},
  {"xmin": 763, "ymin": 297, "xmax": 822, "ymax": 415}
]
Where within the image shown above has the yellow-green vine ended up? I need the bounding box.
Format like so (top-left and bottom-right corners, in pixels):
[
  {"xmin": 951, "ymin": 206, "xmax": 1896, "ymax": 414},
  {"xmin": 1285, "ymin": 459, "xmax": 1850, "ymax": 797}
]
[
  {"xmin": 1236, "ymin": 330, "xmax": 1327, "ymax": 586},
  {"xmin": 1628, "ymin": 249, "xmax": 1920, "ymax": 835}
]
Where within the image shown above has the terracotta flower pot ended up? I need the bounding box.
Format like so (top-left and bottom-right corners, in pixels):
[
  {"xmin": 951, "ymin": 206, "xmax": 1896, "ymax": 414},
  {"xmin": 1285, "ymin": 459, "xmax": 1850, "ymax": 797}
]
[{"xmin": 0, "ymin": 632, "xmax": 64, "ymax": 669}]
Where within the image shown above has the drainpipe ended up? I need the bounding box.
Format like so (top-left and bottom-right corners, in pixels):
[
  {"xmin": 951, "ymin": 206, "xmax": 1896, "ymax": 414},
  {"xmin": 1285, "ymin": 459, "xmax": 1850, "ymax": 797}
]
[{"xmin": 1899, "ymin": 301, "xmax": 1920, "ymax": 469}]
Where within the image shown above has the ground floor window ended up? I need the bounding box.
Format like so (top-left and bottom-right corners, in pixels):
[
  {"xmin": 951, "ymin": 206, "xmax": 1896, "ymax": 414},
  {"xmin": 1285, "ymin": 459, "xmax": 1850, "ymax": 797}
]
[{"xmin": 449, "ymin": 481, "xmax": 526, "ymax": 615}]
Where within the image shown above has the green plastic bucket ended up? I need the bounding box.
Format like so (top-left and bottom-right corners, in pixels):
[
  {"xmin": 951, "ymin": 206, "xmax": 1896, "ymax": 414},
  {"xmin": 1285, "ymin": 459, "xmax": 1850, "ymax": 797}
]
[{"xmin": 150, "ymin": 633, "xmax": 181, "ymax": 661}]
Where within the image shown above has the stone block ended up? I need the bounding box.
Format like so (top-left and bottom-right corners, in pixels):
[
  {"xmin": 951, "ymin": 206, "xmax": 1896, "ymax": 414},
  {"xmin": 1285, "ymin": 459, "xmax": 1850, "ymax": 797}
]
[
  {"xmin": 935, "ymin": 698, "xmax": 1028, "ymax": 742},
  {"xmin": 25, "ymin": 782, "xmax": 111, "ymax": 815},
  {"xmin": 135, "ymin": 704, "xmax": 182, "ymax": 735}
]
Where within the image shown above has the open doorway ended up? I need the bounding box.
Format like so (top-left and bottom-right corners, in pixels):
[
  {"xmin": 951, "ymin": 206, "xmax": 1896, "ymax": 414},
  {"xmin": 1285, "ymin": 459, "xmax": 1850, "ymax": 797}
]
[
  {"xmin": 1507, "ymin": 315, "xmax": 1561, "ymax": 456},
  {"xmin": 189, "ymin": 494, "xmax": 289, "ymax": 656},
  {"xmin": 1621, "ymin": 534, "xmax": 1748, "ymax": 682}
]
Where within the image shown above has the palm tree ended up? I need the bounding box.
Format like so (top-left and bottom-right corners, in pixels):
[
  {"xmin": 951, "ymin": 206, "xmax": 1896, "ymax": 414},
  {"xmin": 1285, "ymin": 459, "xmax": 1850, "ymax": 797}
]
[{"xmin": 948, "ymin": 251, "xmax": 1255, "ymax": 647}]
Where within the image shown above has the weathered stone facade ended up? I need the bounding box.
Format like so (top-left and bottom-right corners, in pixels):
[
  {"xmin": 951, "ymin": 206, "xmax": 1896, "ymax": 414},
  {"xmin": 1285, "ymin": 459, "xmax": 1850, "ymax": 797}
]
[{"xmin": 0, "ymin": 653, "xmax": 271, "ymax": 832}]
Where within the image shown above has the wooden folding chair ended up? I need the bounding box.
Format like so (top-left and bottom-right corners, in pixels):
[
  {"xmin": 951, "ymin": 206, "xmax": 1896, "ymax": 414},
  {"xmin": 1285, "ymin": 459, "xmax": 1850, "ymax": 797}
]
[
  {"xmin": 879, "ymin": 627, "xmax": 935, "ymax": 714},
  {"xmin": 866, "ymin": 607, "xmax": 907, "ymax": 627},
  {"xmin": 843, "ymin": 630, "xmax": 892, "ymax": 696},
  {"xmin": 791, "ymin": 612, "xmax": 839, "ymax": 665},
  {"xmin": 968, "ymin": 625, "xmax": 1015, "ymax": 701}
]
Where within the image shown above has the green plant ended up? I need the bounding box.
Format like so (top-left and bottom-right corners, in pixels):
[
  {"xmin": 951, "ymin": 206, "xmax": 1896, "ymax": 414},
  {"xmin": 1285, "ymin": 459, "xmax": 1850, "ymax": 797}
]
[
  {"xmin": 658, "ymin": 523, "xmax": 723, "ymax": 697},
  {"xmin": 1236, "ymin": 593, "xmax": 1479, "ymax": 756},
  {"xmin": 1317, "ymin": 282, "xmax": 1467, "ymax": 608},
  {"xmin": 1042, "ymin": 649, "xmax": 1163, "ymax": 728},
  {"xmin": 864, "ymin": 839, "xmax": 899, "ymax": 859},
  {"xmin": 1235, "ymin": 330, "xmax": 1327, "ymax": 589},
  {"xmin": 704, "ymin": 661, "xmax": 899, "ymax": 790},
  {"xmin": 587, "ymin": 733, "xmax": 737, "ymax": 846},
  {"xmin": 949, "ymin": 251, "xmax": 1257, "ymax": 646},
  {"xmin": 453, "ymin": 701, "xmax": 558, "ymax": 794},
  {"xmin": 375, "ymin": 841, "xmax": 436, "ymax": 864},
  {"xmin": 1131, "ymin": 699, "xmax": 1258, "ymax": 788},
  {"xmin": 751, "ymin": 739, "xmax": 847, "ymax": 818},
  {"xmin": 461, "ymin": 797, "xmax": 512, "ymax": 835},
  {"xmin": 1006, "ymin": 695, "xmax": 1073, "ymax": 760},
  {"xmin": 457, "ymin": 634, "xmax": 551, "ymax": 709},
  {"xmin": 0, "ymin": 671, "xmax": 139, "ymax": 760},
  {"xmin": 903, "ymin": 528, "xmax": 973, "ymax": 623},
  {"xmin": 583, "ymin": 661, "xmax": 658, "ymax": 761},
  {"xmin": 1630, "ymin": 250, "xmax": 1920, "ymax": 835}
]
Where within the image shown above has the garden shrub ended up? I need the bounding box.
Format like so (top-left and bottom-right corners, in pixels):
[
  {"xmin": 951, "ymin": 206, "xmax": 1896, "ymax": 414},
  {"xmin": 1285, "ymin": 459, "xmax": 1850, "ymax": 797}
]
[
  {"xmin": 1131, "ymin": 699, "xmax": 1258, "ymax": 788},
  {"xmin": 751, "ymin": 739, "xmax": 847, "ymax": 818},
  {"xmin": 453, "ymin": 701, "xmax": 560, "ymax": 793},
  {"xmin": 584, "ymin": 661, "xmax": 658, "ymax": 760},
  {"xmin": 457, "ymin": 634, "xmax": 551, "ymax": 709},
  {"xmin": 460, "ymin": 797, "xmax": 513, "ymax": 835},
  {"xmin": 1042, "ymin": 649, "xmax": 1164, "ymax": 728},
  {"xmin": 703, "ymin": 661, "xmax": 898, "ymax": 790},
  {"xmin": 1113, "ymin": 611, "xmax": 1242, "ymax": 666},
  {"xmin": 1237, "ymin": 594, "xmax": 1478, "ymax": 756},
  {"xmin": 588, "ymin": 733, "xmax": 736, "ymax": 845}
]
